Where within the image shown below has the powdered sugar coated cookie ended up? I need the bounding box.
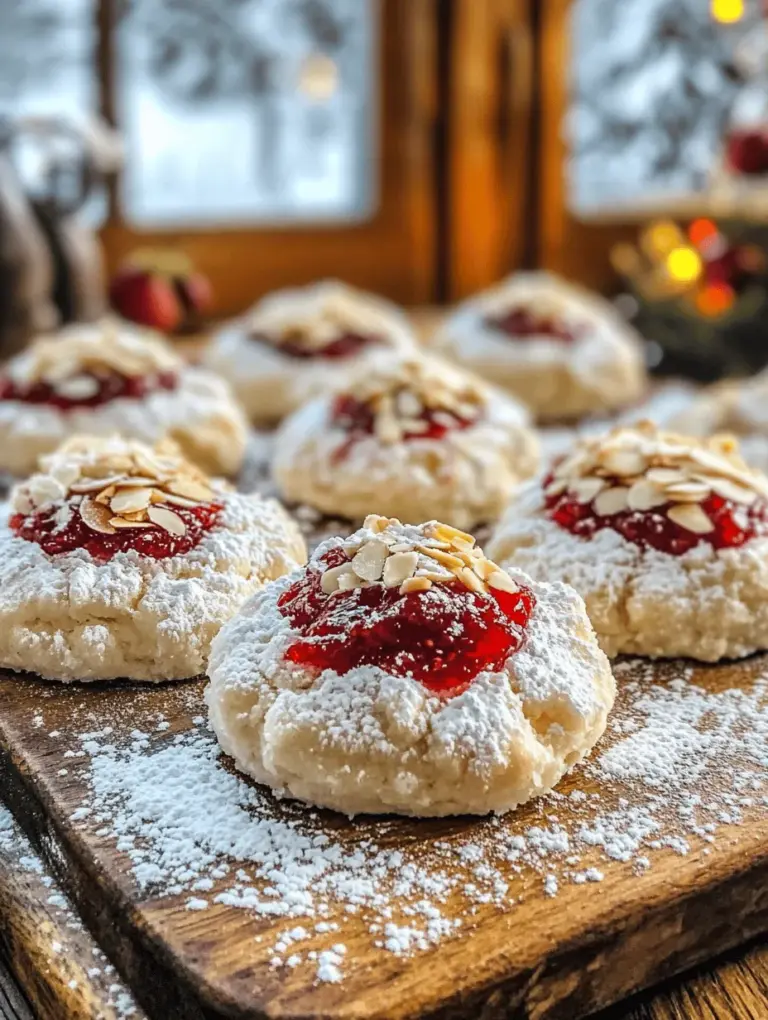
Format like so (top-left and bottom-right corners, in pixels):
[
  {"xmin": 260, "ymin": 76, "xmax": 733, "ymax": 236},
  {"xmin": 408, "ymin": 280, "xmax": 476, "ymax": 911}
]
[
  {"xmin": 203, "ymin": 280, "xmax": 418, "ymax": 424},
  {"xmin": 0, "ymin": 436, "xmax": 305, "ymax": 682},
  {"xmin": 206, "ymin": 515, "xmax": 614, "ymax": 816},
  {"xmin": 0, "ymin": 318, "xmax": 249, "ymax": 476},
  {"xmin": 272, "ymin": 354, "xmax": 539, "ymax": 528},
  {"xmin": 489, "ymin": 422, "xmax": 768, "ymax": 660},
  {"xmin": 434, "ymin": 272, "xmax": 646, "ymax": 422}
]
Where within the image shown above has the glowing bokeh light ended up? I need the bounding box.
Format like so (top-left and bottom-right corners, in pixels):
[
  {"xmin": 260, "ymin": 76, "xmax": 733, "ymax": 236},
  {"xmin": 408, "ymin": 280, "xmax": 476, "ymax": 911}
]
[
  {"xmin": 688, "ymin": 218, "xmax": 719, "ymax": 247},
  {"xmin": 711, "ymin": 0, "xmax": 744, "ymax": 22},
  {"xmin": 667, "ymin": 247, "xmax": 703, "ymax": 283},
  {"xmin": 696, "ymin": 282, "xmax": 735, "ymax": 317}
]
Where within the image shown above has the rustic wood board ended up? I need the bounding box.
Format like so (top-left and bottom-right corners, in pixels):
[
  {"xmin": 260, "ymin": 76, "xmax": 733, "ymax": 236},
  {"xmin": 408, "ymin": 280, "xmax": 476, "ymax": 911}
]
[
  {"xmin": 0, "ymin": 803, "xmax": 143, "ymax": 1020},
  {"xmin": 1, "ymin": 656, "xmax": 767, "ymax": 1020}
]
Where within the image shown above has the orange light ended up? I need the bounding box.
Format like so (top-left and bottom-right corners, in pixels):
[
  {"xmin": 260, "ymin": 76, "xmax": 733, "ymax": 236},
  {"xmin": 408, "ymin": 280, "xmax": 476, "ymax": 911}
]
[
  {"xmin": 711, "ymin": 0, "xmax": 744, "ymax": 22},
  {"xmin": 696, "ymin": 283, "xmax": 735, "ymax": 317},
  {"xmin": 688, "ymin": 218, "xmax": 719, "ymax": 247},
  {"xmin": 667, "ymin": 247, "xmax": 702, "ymax": 283},
  {"xmin": 643, "ymin": 220, "xmax": 683, "ymax": 257}
]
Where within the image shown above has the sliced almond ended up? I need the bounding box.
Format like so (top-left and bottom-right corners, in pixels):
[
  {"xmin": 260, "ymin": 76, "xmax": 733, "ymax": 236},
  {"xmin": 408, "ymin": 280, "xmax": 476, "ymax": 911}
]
[
  {"xmin": 457, "ymin": 566, "xmax": 485, "ymax": 593},
  {"xmin": 320, "ymin": 563, "xmax": 349, "ymax": 594},
  {"xmin": 351, "ymin": 539, "xmax": 389, "ymax": 582},
  {"xmin": 433, "ymin": 523, "xmax": 475, "ymax": 546},
  {"xmin": 147, "ymin": 505, "xmax": 187, "ymax": 535},
  {"xmin": 110, "ymin": 487, "xmax": 154, "ymax": 515},
  {"xmin": 374, "ymin": 412, "xmax": 402, "ymax": 445},
  {"xmin": 95, "ymin": 485, "xmax": 117, "ymax": 505},
  {"xmin": 383, "ymin": 551, "xmax": 419, "ymax": 587},
  {"xmin": 133, "ymin": 448, "xmax": 170, "ymax": 480},
  {"xmin": 70, "ymin": 475, "xmax": 127, "ymax": 494},
  {"xmin": 667, "ymin": 503, "xmax": 715, "ymax": 534},
  {"xmin": 593, "ymin": 486, "xmax": 630, "ymax": 516},
  {"xmin": 337, "ymin": 570, "xmax": 364, "ymax": 591},
  {"xmin": 400, "ymin": 576, "xmax": 433, "ymax": 594},
  {"xmin": 120, "ymin": 509, "xmax": 150, "ymax": 522},
  {"xmin": 109, "ymin": 517, "xmax": 154, "ymax": 529},
  {"xmin": 417, "ymin": 545, "xmax": 465, "ymax": 571},
  {"xmin": 664, "ymin": 482, "xmax": 711, "ymax": 502},
  {"xmin": 569, "ymin": 477, "xmax": 607, "ymax": 504},
  {"xmin": 601, "ymin": 448, "xmax": 647, "ymax": 477},
  {"xmin": 488, "ymin": 570, "xmax": 519, "ymax": 594},
  {"xmin": 415, "ymin": 569, "xmax": 455, "ymax": 583},
  {"xmin": 80, "ymin": 497, "xmax": 117, "ymax": 535},
  {"xmin": 162, "ymin": 492, "xmax": 202, "ymax": 509},
  {"xmin": 545, "ymin": 479, "xmax": 568, "ymax": 497},
  {"xmin": 363, "ymin": 514, "xmax": 391, "ymax": 533},
  {"xmin": 110, "ymin": 475, "xmax": 158, "ymax": 489},
  {"xmin": 646, "ymin": 467, "xmax": 686, "ymax": 485},
  {"xmin": 166, "ymin": 477, "xmax": 213, "ymax": 503},
  {"xmin": 707, "ymin": 476, "xmax": 758, "ymax": 505},
  {"xmin": 627, "ymin": 479, "xmax": 667, "ymax": 512}
]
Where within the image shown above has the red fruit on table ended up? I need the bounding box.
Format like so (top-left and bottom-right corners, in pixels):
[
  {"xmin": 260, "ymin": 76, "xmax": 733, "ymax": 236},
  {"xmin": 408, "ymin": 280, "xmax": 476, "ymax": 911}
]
[{"xmin": 109, "ymin": 267, "xmax": 182, "ymax": 333}]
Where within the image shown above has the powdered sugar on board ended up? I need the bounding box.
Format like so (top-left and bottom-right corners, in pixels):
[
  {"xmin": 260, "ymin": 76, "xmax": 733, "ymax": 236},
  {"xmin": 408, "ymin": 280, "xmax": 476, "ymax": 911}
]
[{"xmin": 10, "ymin": 655, "xmax": 766, "ymax": 991}]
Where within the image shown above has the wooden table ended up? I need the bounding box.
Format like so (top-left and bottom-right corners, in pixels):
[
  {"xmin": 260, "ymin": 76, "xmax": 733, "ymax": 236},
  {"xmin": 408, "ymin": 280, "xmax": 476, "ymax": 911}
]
[{"xmin": 2, "ymin": 770, "xmax": 767, "ymax": 1020}]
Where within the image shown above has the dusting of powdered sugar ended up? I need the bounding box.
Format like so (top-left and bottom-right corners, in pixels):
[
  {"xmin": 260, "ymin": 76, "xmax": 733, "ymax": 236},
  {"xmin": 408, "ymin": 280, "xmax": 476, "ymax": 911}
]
[{"xmin": 50, "ymin": 656, "xmax": 768, "ymax": 988}]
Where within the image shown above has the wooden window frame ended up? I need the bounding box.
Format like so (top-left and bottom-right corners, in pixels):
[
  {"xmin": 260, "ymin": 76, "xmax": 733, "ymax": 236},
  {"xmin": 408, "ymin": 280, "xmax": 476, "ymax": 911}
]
[{"xmin": 94, "ymin": 0, "xmax": 439, "ymax": 316}]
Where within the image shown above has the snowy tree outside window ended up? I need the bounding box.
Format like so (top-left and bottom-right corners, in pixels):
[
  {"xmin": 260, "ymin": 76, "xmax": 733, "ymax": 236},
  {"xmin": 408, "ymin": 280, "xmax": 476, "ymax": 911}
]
[
  {"xmin": 117, "ymin": 0, "xmax": 377, "ymax": 227},
  {"xmin": 568, "ymin": 0, "xmax": 764, "ymax": 219}
]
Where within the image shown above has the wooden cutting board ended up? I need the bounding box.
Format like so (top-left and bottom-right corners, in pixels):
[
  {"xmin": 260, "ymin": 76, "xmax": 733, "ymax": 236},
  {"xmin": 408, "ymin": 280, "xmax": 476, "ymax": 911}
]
[{"xmin": 1, "ymin": 655, "xmax": 767, "ymax": 1020}]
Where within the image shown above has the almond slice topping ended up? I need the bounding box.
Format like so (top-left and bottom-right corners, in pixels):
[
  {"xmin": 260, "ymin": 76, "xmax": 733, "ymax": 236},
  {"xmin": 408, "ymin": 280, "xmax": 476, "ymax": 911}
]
[
  {"xmin": 383, "ymin": 551, "xmax": 419, "ymax": 587},
  {"xmin": 593, "ymin": 486, "xmax": 630, "ymax": 517},
  {"xmin": 351, "ymin": 539, "xmax": 389, "ymax": 582},
  {"xmin": 110, "ymin": 487, "xmax": 154, "ymax": 515},
  {"xmin": 147, "ymin": 505, "xmax": 187, "ymax": 536},
  {"xmin": 667, "ymin": 503, "xmax": 715, "ymax": 534},
  {"xmin": 80, "ymin": 497, "xmax": 117, "ymax": 535}
]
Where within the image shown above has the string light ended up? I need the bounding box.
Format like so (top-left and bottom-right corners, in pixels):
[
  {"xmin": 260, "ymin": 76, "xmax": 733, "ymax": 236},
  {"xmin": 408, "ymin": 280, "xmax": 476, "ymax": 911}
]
[
  {"xmin": 688, "ymin": 219, "xmax": 719, "ymax": 247},
  {"xmin": 642, "ymin": 220, "xmax": 683, "ymax": 257},
  {"xmin": 711, "ymin": 0, "xmax": 744, "ymax": 22},
  {"xmin": 667, "ymin": 247, "xmax": 703, "ymax": 283},
  {"xmin": 696, "ymin": 282, "xmax": 735, "ymax": 317}
]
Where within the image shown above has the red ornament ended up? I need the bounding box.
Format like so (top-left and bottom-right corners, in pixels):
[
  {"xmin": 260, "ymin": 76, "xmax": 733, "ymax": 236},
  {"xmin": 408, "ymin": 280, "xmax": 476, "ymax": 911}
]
[
  {"xmin": 109, "ymin": 266, "xmax": 182, "ymax": 333},
  {"xmin": 109, "ymin": 252, "xmax": 213, "ymax": 334},
  {"xmin": 725, "ymin": 128, "xmax": 768, "ymax": 176}
]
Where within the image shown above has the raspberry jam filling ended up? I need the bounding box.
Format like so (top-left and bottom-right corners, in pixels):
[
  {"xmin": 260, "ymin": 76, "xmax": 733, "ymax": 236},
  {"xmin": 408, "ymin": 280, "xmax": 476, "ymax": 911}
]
[
  {"xmin": 278, "ymin": 548, "xmax": 535, "ymax": 695},
  {"xmin": 10, "ymin": 501, "xmax": 223, "ymax": 562},
  {"xmin": 0, "ymin": 370, "xmax": 178, "ymax": 411},
  {"xmin": 485, "ymin": 308, "xmax": 579, "ymax": 343},
  {"xmin": 253, "ymin": 331, "xmax": 377, "ymax": 360},
  {"xmin": 545, "ymin": 475, "xmax": 768, "ymax": 555},
  {"xmin": 331, "ymin": 394, "xmax": 475, "ymax": 442}
]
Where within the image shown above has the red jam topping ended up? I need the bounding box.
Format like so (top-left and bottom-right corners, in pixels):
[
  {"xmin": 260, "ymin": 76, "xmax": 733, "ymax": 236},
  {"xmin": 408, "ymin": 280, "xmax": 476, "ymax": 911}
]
[
  {"xmin": 485, "ymin": 308, "xmax": 579, "ymax": 343},
  {"xmin": 253, "ymin": 331, "xmax": 377, "ymax": 360},
  {"xmin": 277, "ymin": 547, "xmax": 535, "ymax": 695},
  {"xmin": 331, "ymin": 394, "xmax": 475, "ymax": 442},
  {"xmin": 0, "ymin": 371, "xmax": 178, "ymax": 411},
  {"xmin": 545, "ymin": 475, "xmax": 768, "ymax": 555},
  {"xmin": 10, "ymin": 501, "xmax": 223, "ymax": 562}
]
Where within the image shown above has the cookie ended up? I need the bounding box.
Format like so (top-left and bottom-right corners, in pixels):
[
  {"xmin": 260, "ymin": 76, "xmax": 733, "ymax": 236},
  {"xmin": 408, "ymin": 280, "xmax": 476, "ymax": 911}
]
[{"xmin": 206, "ymin": 515, "xmax": 614, "ymax": 816}]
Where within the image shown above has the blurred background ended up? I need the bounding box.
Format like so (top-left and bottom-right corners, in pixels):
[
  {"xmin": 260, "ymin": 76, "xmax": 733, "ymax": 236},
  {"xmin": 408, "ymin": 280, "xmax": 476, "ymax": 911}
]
[{"xmin": 4, "ymin": 0, "xmax": 768, "ymax": 379}]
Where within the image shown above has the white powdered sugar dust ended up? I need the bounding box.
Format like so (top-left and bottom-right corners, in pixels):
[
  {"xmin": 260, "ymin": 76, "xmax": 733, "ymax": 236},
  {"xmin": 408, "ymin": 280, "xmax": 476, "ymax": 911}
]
[{"xmin": 58, "ymin": 657, "xmax": 768, "ymax": 987}]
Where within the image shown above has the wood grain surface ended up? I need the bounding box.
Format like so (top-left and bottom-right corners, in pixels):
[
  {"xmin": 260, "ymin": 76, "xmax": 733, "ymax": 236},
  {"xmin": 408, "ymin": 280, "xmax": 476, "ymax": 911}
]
[
  {"xmin": 0, "ymin": 656, "xmax": 767, "ymax": 1020},
  {"xmin": 0, "ymin": 805, "xmax": 143, "ymax": 1020},
  {"xmin": 2, "ymin": 804, "xmax": 768, "ymax": 1020}
]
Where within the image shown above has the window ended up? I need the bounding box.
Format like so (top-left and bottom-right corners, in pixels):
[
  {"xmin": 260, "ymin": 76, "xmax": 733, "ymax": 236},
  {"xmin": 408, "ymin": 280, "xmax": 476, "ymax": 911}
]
[{"xmin": 116, "ymin": 0, "xmax": 378, "ymax": 227}]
